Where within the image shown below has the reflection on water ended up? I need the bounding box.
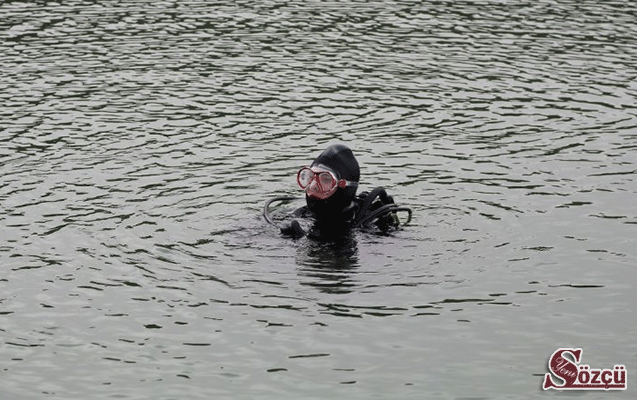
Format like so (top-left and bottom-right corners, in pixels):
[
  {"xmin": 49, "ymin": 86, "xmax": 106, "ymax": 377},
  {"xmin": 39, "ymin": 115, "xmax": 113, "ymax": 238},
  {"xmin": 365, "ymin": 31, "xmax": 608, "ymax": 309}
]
[
  {"xmin": 1, "ymin": 0, "xmax": 637, "ymax": 398},
  {"xmin": 297, "ymin": 235, "xmax": 359, "ymax": 294}
]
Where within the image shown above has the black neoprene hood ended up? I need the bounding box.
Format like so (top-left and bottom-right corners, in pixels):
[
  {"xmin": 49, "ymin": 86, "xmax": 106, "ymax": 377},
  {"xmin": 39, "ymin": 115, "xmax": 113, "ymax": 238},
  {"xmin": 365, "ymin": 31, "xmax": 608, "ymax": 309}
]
[
  {"xmin": 305, "ymin": 144, "xmax": 360, "ymax": 222},
  {"xmin": 310, "ymin": 144, "xmax": 360, "ymax": 198}
]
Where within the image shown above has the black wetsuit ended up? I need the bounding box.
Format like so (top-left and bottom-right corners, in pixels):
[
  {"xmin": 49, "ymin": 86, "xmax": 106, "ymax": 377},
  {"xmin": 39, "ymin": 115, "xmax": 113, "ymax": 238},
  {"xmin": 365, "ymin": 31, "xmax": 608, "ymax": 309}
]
[{"xmin": 264, "ymin": 187, "xmax": 411, "ymax": 238}]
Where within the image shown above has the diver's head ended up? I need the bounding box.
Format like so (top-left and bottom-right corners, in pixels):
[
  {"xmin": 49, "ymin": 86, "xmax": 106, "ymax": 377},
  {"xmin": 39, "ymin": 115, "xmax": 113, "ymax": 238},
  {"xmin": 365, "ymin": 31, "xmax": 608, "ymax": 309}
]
[{"xmin": 297, "ymin": 144, "xmax": 360, "ymax": 222}]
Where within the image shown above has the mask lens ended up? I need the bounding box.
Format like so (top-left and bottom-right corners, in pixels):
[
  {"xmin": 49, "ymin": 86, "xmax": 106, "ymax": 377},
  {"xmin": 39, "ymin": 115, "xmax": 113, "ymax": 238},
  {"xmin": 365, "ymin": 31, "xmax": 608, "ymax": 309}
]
[
  {"xmin": 318, "ymin": 172, "xmax": 336, "ymax": 191},
  {"xmin": 298, "ymin": 168, "xmax": 314, "ymax": 188}
]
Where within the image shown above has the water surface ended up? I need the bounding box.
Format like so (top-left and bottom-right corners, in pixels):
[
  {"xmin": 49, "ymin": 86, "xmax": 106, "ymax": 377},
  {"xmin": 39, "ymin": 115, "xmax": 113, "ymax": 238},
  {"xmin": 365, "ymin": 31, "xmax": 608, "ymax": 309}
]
[{"xmin": 1, "ymin": 0, "xmax": 636, "ymax": 399}]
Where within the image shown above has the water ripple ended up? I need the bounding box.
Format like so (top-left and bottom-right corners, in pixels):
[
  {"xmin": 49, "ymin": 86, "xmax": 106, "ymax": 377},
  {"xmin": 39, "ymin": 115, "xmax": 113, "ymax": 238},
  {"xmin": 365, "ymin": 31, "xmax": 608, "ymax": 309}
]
[{"xmin": 2, "ymin": 0, "xmax": 637, "ymax": 398}]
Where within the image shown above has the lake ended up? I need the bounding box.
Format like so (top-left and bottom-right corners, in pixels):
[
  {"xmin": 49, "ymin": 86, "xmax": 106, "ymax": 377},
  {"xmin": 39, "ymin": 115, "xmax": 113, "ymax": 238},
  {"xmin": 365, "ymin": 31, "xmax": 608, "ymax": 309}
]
[{"xmin": 1, "ymin": 0, "xmax": 636, "ymax": 398}]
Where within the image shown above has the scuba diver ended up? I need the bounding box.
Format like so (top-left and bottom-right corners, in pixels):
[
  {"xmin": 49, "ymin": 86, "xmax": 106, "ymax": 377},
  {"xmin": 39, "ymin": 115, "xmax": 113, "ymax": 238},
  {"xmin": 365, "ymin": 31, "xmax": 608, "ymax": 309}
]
[{"xmin": 264, "ymin": 143, "xmax": 412, "ymax": 238}]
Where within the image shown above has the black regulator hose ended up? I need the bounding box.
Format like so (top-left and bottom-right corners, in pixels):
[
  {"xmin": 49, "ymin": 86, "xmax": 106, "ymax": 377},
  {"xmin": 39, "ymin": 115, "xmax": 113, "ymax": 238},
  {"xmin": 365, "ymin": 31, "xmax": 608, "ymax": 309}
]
[
  {"xmin": 263, "ymin": 196, "xmax": 297, "ymax": 224},
  {"xmin": 263, "ymin": 196, "xmax": 306, "ymax": 238},
  {"xmin": 353, "ymin": 187, "xmax": 387, "ymax": 227},
  {"xmin": 352, "ymin": 187, "xmax": 412, "ymax": 228},
  {"xmin": 356, "ymin": 204, "xmax": 412, "ymax": 227}
]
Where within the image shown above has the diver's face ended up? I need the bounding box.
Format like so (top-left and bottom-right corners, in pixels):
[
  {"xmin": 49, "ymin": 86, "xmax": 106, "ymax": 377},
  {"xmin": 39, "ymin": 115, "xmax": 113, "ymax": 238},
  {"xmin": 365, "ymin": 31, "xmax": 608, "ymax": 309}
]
[{"xmin": 298, "ymin": 166, "xmax": 340, "ymax": 200}]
